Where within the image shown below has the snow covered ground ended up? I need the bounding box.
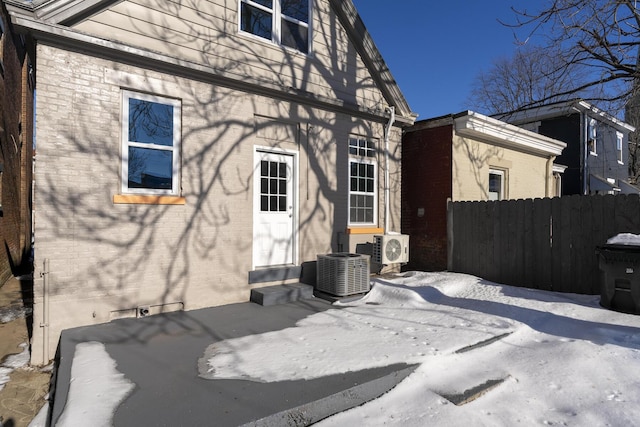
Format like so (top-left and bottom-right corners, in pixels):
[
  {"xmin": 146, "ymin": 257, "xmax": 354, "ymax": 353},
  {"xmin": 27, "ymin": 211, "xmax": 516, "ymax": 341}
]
[{"xmin": 54, "ymin": 271, "xmax": 640, "ymax": 426}]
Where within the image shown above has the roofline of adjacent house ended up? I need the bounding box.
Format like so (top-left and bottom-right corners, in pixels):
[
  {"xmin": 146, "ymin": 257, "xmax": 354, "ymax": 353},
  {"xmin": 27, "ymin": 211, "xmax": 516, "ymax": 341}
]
[
  {"xmin": 402, "ymin": 113, "xmax": 456, "ymax": 133},
  {"xmin": 454, "ymin": 110, "xmax": 567, "ymax": 156},
  {"xmin": 8, "ymin": 12, "xmax": 415, "ymax": 126},
  {"xmin": 495, "ymin": 99, "xmax": 636, "ymax": 133}
]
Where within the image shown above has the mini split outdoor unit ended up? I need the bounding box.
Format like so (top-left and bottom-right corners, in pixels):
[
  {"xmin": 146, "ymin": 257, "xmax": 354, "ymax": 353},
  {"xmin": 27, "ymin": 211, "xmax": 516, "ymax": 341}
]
[
  {"xmin": 316, "ymin": 253, "xmax": 371, "ymax": 296},
  {"xmin": 373, "ymin": 234, "xmax": 410, "ymax": 264}
]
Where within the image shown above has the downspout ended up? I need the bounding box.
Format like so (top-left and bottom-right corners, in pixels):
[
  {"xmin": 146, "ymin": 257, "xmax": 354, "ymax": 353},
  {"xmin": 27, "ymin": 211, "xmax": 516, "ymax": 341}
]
[
  {"xmin": 41, "ymin": 258, "xmax": 50, "ymax": 363},
  {"xmin": 384, "ymin": 106, "xmax": 395, "ymax": 233}
]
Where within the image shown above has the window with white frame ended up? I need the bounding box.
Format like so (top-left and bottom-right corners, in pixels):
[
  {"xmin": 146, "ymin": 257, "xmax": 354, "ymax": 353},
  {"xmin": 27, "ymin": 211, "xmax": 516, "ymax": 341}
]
[
  {"xmin": 616, "ymin": 131, "xmax": 624, "ymax": 163},
  {"xmin": 122, "ymin": 91, "xmax": 181, "ymax": 195},
  {"xmin": 348, "ymin": 137, "xmax": 377, "ymax": 225},
  {"xmin": 588, "ymin": 118, "xmax": 597, "ymax": 155},
  {"xmin": 488, "ymin": 168, "xmax": 505, "ymax": 201},
  {"xmin": 239, "ymin": 0, "xmax": 311, "ymax": 53}
]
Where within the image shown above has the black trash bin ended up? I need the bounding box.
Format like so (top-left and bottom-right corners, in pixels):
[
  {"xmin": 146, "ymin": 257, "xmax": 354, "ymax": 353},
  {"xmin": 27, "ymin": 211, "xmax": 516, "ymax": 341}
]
[{"xmin": 596, "ymin": 243, "xmax": 640, "ymax": 314}]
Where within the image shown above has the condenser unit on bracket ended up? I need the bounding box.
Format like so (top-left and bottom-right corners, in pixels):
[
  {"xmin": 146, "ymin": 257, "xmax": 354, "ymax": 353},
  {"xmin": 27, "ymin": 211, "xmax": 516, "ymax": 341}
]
[
  {"xmin": 373, "ymin": 234, "xmax": 410, "ymax": 264},
  {"xmin": 316, "ymin": 253, "xmax": 371, "ymax": 296}
]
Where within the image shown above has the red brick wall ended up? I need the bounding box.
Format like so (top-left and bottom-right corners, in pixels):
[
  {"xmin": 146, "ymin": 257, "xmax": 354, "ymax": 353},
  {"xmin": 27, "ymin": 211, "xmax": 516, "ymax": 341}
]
[
  {"xmin": 401, "ymin": 123, "xmax": 453, "ymax": 271},
  {"xmin": 0, "ymin": 5, "xmax": 34, "ymax": 283}
]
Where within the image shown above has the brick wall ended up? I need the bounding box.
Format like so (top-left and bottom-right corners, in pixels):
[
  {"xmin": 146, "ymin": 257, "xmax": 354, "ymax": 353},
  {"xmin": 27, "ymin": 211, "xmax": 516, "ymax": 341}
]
[
  {"xmin": 401, "ymin": 123, "xmax": 453, "ymax": 271},
  {"xmin": 0, "ymin": 5, "xmax": 34, "ymax": 283},
  {"xmin": 30, "ymin": 43, "xmax": 405, "ymax": 363}
]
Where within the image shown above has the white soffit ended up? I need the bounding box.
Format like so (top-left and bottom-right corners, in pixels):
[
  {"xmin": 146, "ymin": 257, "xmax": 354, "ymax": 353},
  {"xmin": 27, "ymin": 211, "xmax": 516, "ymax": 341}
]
[{"xmin": 455, "ymin": 111, "xmax": 566, "ymax": 156}]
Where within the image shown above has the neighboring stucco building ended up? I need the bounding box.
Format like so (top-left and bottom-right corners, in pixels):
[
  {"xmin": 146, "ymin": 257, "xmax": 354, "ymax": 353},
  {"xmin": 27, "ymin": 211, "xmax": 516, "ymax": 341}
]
[
  {"xmin": 498, "ymin": 99, "xmax": 638, "ymax": 195},
  {"xmin": 4, "ymin": 0, "xmax": 416, "ymax": 364},
  {"xmin": 0, "ymin": 2, "xmax": 33, "ymax": 284},
  {"xmin": 401, "ymin": 111, "xmax": 566, "ymax": 271}
]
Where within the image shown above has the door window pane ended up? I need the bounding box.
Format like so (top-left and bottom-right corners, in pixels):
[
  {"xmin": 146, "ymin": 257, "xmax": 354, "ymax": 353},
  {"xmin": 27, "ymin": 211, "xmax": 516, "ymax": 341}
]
[{"xmin": 260, "ymin": 158, "xmax": 289, "ymax": 212}]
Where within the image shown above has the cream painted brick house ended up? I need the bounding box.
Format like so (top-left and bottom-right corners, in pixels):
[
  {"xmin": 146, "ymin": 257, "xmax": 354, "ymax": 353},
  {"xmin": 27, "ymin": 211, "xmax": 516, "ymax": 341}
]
[
  {"xmin": 4, "ymin": 0, "xmax": 416, "ymax": 364},
  {"xmin": 401, "ymin": 111, "xmax": 566, "ymax": 272}
]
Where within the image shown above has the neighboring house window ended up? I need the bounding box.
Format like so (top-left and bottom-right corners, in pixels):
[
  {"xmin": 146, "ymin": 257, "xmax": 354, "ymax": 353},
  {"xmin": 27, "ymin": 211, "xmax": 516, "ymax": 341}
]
[
  {"xmin": 348, "ymin": 137, "xmax": 376, "ymax": 225},
  {"xmin": 488, "ymin": 169, "xmax": 505, "ymax": 201},
  {"xmin": 616, "ymin": 131, "xmax": 624, "ymax": 164},
  {"xmin": 588, "ymin": 118, "xmax": 597, "ymax": 155},
  {"xmin": 554, "ymin": 172, "xmax": 562, "ymax": 197},
  {"xmin": 122, "ymin": 91, "xmax": 181, "ymax": 196},
  {"xmin": 239, "ymin": 0, "xmax": 311, "ymax": 54}
]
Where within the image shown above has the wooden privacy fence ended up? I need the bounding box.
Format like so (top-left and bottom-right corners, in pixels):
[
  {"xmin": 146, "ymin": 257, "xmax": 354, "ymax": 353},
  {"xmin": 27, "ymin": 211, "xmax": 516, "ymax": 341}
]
[{"xmin": 447, "ymin": 194, "xmax": 640, "ymax": 295}]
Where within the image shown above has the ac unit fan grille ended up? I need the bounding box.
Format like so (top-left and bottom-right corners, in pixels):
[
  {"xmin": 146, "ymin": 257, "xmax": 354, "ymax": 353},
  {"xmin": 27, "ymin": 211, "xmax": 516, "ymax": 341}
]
[
  {"xmin": 373, "ymin": 235, "xmax": 409, "ymax": 264},
  {"xmin": 385, "ymin": 238, "xmax": 402, "ymax": 261}
]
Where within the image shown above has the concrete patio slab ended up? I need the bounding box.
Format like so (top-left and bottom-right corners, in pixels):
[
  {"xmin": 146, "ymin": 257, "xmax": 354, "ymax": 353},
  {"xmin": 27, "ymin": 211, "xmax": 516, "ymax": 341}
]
[{"xmin": 49, "ymin": 297, "xmax": 414, "ymax": 426}]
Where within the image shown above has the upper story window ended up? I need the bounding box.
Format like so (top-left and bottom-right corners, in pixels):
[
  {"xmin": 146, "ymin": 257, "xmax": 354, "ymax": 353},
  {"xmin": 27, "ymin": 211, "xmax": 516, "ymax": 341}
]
[
  {"xmin": 616, "ymin": 131, "xmax": 624, "ymax": 164},
  {"xmin": 239, "ymin": 0, "xmax": 311, "ymax": 54},
  {"xmin": 348, "ymin": 137, "xmax": 377, "ymax": 225},
  {"xmin": 122, "ymin": 91, "xmax": 181, "ymax": 196}
]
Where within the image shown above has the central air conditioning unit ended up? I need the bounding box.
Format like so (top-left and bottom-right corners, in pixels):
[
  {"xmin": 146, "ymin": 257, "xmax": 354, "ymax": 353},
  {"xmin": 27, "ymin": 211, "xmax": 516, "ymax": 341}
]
[
  {"xmin": 373, "ymin": 234, "xmax": 410, "ymax": 264},
  {"xmin": 316, "ymin": 253, "xmax": 370, "ymax": 296}
]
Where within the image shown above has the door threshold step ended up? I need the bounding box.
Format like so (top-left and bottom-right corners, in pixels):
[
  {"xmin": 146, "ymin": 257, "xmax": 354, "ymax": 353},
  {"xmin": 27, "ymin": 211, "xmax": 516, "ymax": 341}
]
[{"xmin": 250, "ymin": 283, "xmax": 314, "ymax": 306}]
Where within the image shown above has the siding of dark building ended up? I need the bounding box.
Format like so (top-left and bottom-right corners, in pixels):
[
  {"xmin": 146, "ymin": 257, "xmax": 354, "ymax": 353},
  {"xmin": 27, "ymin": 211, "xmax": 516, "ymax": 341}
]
[{"xmin": 538, "ymin": 115, "xmax": 582, "ymax": 195}]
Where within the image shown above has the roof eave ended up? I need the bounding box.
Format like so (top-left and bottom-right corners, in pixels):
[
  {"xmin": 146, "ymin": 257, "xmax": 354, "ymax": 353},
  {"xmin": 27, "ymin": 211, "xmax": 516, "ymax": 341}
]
[
  {"xmin": 455, "ymin": 111, "xmax": 566, "ymax": 156},
  {"xmin": 497, "ymin": 99, "xmax": 635, "ymax": 133},
  {"xmin": 4, "ymin": 0, "xmax": 120, "ymax": 25},
  {"xmin": 330, "ymin": 0, "xmax": 417, "ymax": 125},
  {"xmin": 9, "ymin": 13, "xmax": 402, "ymax": 125}
]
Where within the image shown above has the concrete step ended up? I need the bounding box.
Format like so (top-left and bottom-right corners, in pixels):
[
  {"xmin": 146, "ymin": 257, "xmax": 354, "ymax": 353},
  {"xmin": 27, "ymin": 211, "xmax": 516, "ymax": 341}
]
[
  {"xmin": 241, "ymin": 364, "xmax": 419, "ymax": 426},
  {"xmin": 250, "ymin": 283, "xmax": 314, "ymax": 306}
]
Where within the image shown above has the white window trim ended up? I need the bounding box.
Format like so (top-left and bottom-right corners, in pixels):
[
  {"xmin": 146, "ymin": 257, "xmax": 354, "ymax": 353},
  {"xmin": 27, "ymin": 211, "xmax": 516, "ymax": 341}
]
[
  {"xmin": 616, "ymin": 131, "xmax": 624, "ymax": 164},
  {"xmin": 348, "ymin": 157, "xmax": 378, "ymax": 226},
  {"xmin": 238, "ymin": 0, "xmax": 312, "ymax": 54},
  {"xmin": 121, "ymin": 90, "xmax": 181, "ymax": 196},
  {"xmin": 488, "ymin": 168, "xmax": 506, "ymax": 201}
]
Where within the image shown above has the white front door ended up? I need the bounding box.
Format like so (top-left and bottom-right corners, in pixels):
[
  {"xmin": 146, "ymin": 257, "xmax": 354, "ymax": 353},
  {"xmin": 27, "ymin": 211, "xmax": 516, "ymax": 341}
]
[{"xmin": 253, "ymin": 150, "xmax": 296, "ymax": 267}]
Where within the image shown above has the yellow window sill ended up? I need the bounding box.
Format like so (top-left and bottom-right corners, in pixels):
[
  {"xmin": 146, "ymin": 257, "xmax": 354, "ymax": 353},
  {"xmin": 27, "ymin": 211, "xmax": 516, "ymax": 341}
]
[
  {"xmin": 346, "ymin": 227, "xmax": 384, "ymax": 235},
  {"xmin": 113, "ymin": 195, "xmax": 186, "ymax": 205}
]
